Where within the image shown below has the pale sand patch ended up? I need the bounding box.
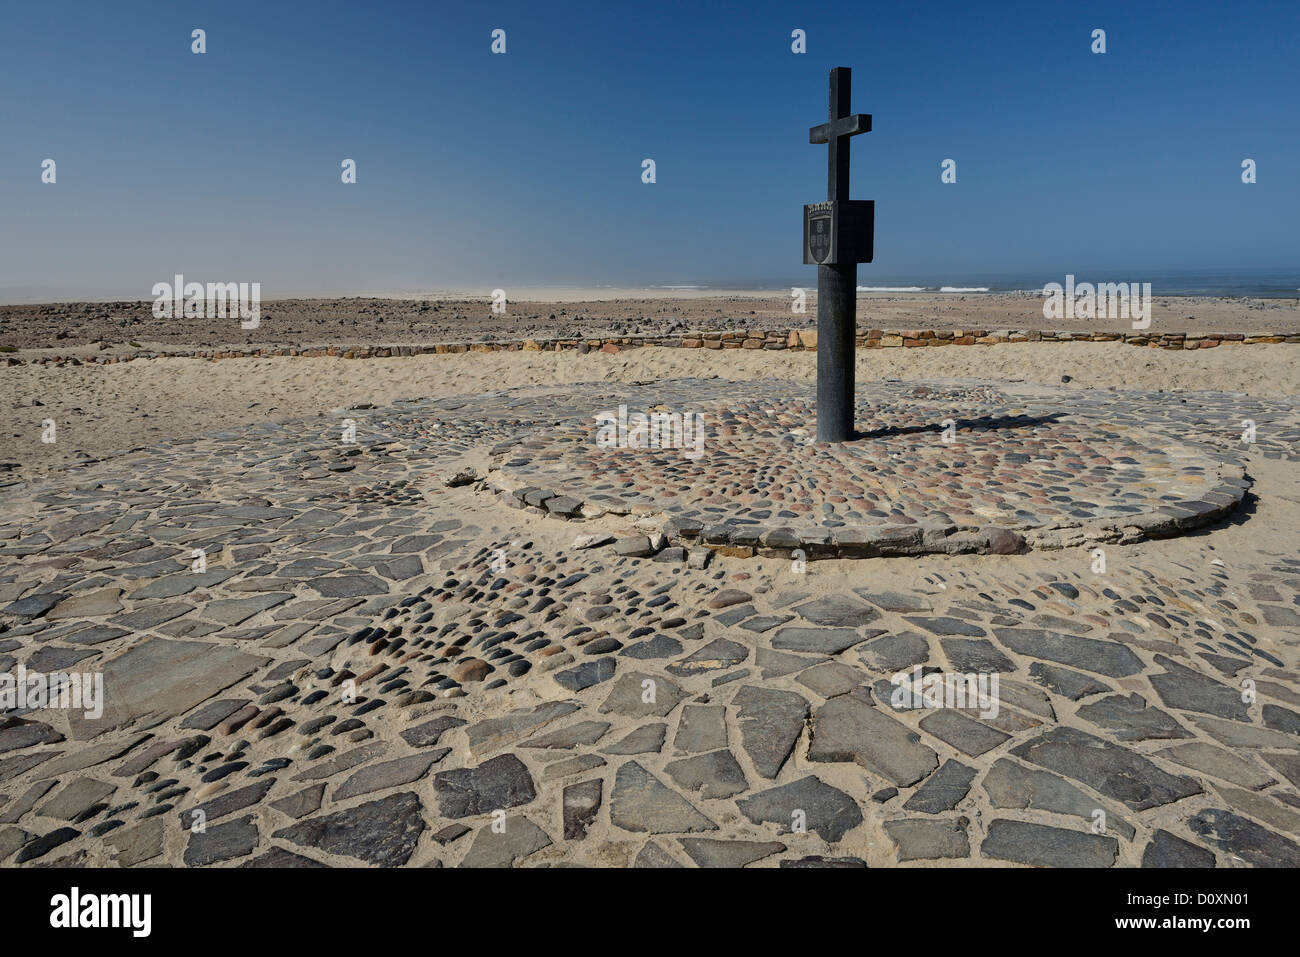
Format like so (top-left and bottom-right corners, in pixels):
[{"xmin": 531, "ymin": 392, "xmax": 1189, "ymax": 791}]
[{"xmin": 2, "ymin": 341, "xmax": 1295, "ymax": 479}]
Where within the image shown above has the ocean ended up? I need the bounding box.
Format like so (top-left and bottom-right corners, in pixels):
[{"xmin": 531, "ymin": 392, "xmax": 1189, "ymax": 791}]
[{"xmin": 647, "ymin": 269, "xmax": 1300, "ymax": 299}]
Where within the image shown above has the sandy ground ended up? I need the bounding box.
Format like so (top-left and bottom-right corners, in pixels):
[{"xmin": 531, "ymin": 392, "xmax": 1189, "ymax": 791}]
[
  {"xmin": 2, "ymin": 340, "xmax": 1296, "ymax": 481},
  {"xmin": 2, "ymin": 294, "xmax": 1298, "ymax": 351}
]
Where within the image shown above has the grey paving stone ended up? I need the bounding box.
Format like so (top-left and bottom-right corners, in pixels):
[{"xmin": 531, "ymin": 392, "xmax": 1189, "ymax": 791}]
[
  {"xmin": 905, "ymin": 616, "xmax": 986, "ymax": 637},
  {"xmin": 609, "ymin": 761, "xmax": 716, "ymax": 834},
  {"xmin": 981, "ymin": 818, "xmax": 1118, "ymax": 868},
  {"xmin": 432, "ymin": 753, "xmax": 537, "ymax": 819},
  {"xmin": 240, "ymin": 847, "xmax": 329, "ymax": 868},
  {"xmin": 1189, "ymin": 715, "xmax": 1300, "ymax": 751},
  {"xmin": 739, "ymin": 615, "xmax": 793, "ymax": 633},
  {"xmin": 522, "ymin": 721, "xmax": 610, "ymax": 750},
  {"xmin": 1157, "ymin": 742, "xmax": 1276, "ymax": 790},
  {"xmin": 1148, "ymin": 655, "xmax": 1250, "ymax": 721},
  {"xmin": 732, "ymin": 685, "xmax": 809, "ymax": 779},
  {"xmin": 184, "ymin": 814, "xmax": 259, "ymax": 866},
  {"xmin": 1187, "ymin": 808, "xmax": 1300, "ymax": 867},
  {"xmin": 664, "ymin": 750, "xmax": 748, "ymax": 800},
  {"xmin": 808, "ymin": 688, "xmax": 938, "ymax": 787},
  {"xmin": 796, "ymin": 661, "xmax": 864, "ymax": 698},
  {"xmin": 465, "ymin": 700, "xmax": 581, "ymax": 756},
  {"xmin": 902, "ymin": 760, "xmax": 976, "ymax": 813},
  {"xmin": 854, "ymin": 589, "xmax": 933, "ymax": 613},
  {"xmin": 736, "ymin": 774, "xmax": 863, "ymax": 841},
  {"xmin": 270, "ymin": 784, "xmax": 326, "ymax": 820},
  {"xmin": 37, "ymin": 777, "xmax": 116, "ymax": 821},
  {"xmin": 46, "ymin": 587, "xmax": 122, "ymax": 619},
  {"xmin": 779, "ymin": 855, "xmax": 867, "ymax": 868},
  {"xmin": 677, "ymin": 838, "xmax": 785, "ymax": 867},
  {"xmin": 67, "ymin": 638, "xmax": 268, "ymax": 740},
  {"xmin": 0, "ymin": 780, "xmax": 56, "ymax": 824},
  {"xmin": 1263, "ymin": 704, "xmax": 1300, "ymax": 735},
  {"xmin": 400, "ymin": 715, "xmax": 467, "ymax": 748},
  {"xmin": 1027, "ymin": 662, "xmax": 1112, "ymax": 700},
  {"xmin": 179, "ymin": 778, "xmax": 275, "ymax": 829},
  {"xmin": 459, "ymin": 816, "xmax": 553, "ymax": 867},
  {"xmin": 553, "ymin": 658, "xmax": 617, "ymax": 691},
  {"xmin": 939, "ymin": 637, "xmax": 1015, "ymax": 673},
  {"xmin": 666, "ymin": 638, "xmax": 749, "ymax": 676},
  {"xmin": 673, "ymin": 705, "xmax": 727, "ymax": 753},
  {"xmin": 14, "ymin": 827, "xmax": 79, "ymax": 864},
  {"xmin": 562, "ymin": 779, "xmax": 603, "ymax": 840},
  {"xmin": 982, "ymin": 758, "xmax": 1135, "ymax": 840},
  {"xmin": 883, "ymin": 818, "xmax": 970, "ymax": 861},
  {"xmin": 772, "ymin": 627, "xmax": 872, "ymax": 655},
  {"xmin": 858, "ymin": 632, "xmax": 931, "ymax": 673},
  {"xmin": 633, "ymin": 840, "xmax": 683, "ymax": 868},
  {"xmin": 793, "ymin": 595, "xmax": 879, "ymax": 627},
  {"xmin": 756, "ymin": 646, "xmax": 824, "ymax": 678},
  {"xmin": 540, "ymin": 754, "xmax": 606, "ymax": 781},
  {"xmin": 180, "ymin": 698, "xmax": 250, "ymax": 731},
  {"xmin": 1142, "ymin": 829, "xmax": 1216, "ymax": 868},
  {"xmin": 598, "ymin": 672, "xmax": 687, "ymax": 718},
  {"xmin": 600, "ymin": 723, "xmax": 667, "ymax": 755},
  {"xmin": 3, "ymin": 592, "xmax": 65, "ymax": 619},
  {"xmin": 293, "ymin": 743, "xmax": 388, "ymax": 781},
  {"xmin": 619, "ymin": 634, "xmax": 683, "ymax": 659},
  {"xmin": 1077, "ymin": 693, "xmax": 1192, "ymax": 742},
  {"xmin": 993, "ymin": 627, "xmax": 1144, "ymax": 678},
  {"xmin": 918, "ymin": 710, "xmax": 1010, "ymax": 757},
  {"xmin": 108, "ymin": 602, "xmax": 195, "ymax": 630},
  {"xmin": 334, "ymin": 751, "xmax": 448, "ymax": 800},
  {"xmin": 1011, "ymin": 726, "xmax": 1203, "ymax": 811},
  {"xmin": 273, "ymin": 791, "xmax": 426, "ymax": 867},
  {"xmin": 308, "ymin": 575, "xmax": 388, "ymax": 598}
]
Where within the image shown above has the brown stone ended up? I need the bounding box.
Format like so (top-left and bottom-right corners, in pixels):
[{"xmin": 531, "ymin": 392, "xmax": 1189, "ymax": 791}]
[{"xmin": 452, "ymin": 658, "xmax": 493, "ymax": 682}]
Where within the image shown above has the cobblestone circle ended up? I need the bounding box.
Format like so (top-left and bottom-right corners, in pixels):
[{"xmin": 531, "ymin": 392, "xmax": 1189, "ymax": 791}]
[{"xmin": 489, "ymin": 381, "xmax": 1250, "ymax": 557}]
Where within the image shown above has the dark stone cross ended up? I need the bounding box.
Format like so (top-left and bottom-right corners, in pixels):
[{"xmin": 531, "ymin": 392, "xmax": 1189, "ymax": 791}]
[{"xmin": 804, "ymin": 67, "xmax": 874, "ymax": 442}]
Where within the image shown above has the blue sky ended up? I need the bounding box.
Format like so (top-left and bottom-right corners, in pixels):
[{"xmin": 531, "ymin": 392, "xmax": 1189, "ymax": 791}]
[{"xmin": 1, "ymin": 0, "xmax": 1296, "ymax": 298}]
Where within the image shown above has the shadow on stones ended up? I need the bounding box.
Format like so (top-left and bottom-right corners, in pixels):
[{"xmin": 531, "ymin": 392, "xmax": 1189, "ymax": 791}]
[{"xmin": 849, "ymin": 412, "xmax": 1066, "ymax": 442}]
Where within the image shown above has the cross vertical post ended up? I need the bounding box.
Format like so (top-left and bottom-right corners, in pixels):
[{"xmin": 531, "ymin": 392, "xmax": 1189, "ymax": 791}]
[{"xmin": 805, "ymin": 67, "xmax": 873, "ymax": 443}]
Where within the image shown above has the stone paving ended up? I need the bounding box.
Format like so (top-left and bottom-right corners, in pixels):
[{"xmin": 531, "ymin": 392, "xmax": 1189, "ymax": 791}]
[
  {"xmin": 488, "ymin": 381, "xmax": 1250, "ymax": 557},
  {"xmin": 0, "ymin": 377, "xmax": 1298, "ymax": 867}
]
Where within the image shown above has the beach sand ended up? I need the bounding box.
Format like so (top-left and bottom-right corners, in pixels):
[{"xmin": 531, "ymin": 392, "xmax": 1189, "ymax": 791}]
[{"xmin": 3, "ymin": 339, "xmax": 1296, "ymax": 480}]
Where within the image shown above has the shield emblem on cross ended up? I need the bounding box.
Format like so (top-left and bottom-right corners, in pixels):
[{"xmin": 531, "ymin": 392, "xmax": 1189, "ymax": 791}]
[{"xmin": 805, "ymin": 205, "xmax": 834, "ymax": 264}]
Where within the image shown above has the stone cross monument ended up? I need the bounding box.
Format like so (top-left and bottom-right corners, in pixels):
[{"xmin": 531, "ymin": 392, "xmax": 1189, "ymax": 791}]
[{"xmin": 804, "ymin": 66, "xmax": 874, "ymax": 442}]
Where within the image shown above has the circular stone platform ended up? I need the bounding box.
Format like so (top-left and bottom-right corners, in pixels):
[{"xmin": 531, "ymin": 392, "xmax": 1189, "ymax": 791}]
[{"xmin": 485, "ymin": 384, "xmax": 1249, "ymax": 557}]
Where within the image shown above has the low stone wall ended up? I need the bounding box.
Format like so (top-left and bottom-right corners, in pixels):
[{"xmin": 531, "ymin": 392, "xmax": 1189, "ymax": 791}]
[{"xmin": 5, "ymin": 327, "xmax": 1297, "ymax": 366}]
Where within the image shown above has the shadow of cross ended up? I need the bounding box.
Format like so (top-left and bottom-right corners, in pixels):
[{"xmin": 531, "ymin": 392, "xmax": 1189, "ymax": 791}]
[{"xmin": 806, "ymin": 67, "xmax": 874, "ymax": 444}]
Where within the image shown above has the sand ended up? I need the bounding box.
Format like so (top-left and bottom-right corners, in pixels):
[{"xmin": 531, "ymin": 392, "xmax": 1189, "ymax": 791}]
[{"xmin": 2, "ymin": 340, "xmax": 1295, "ymax": 480}]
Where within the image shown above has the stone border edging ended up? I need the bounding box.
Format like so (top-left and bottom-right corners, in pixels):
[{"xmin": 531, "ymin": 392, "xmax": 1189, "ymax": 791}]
[
  {"xmin": 5, "ymin": 328, "xmax": 1298, "ymax": 366},
  {"xmin": 481, "ymin": 463, "xmax": 1250, "ymax": 561}
]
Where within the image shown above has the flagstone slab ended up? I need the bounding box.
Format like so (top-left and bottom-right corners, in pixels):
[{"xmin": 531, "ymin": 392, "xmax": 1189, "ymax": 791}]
[
  {"xmin": 609, "ymin": 761, "xmax": 716, "ymax": 834},
  {"xmin": 809, "ymin": 689, "xmax": 938, "ymax": 786},
  {"xmin": 883, "ymin": 818, "xmax": 971, "ymax": 861},
  {"xmin": 733, "ymin": 685, "xmax": 809, "ymax": 779},
  {"xmin": 273, "ymin": 791, "xmax": 426, "ymax": 867},
  {"xmin": 993, "ymin": 628, "xmax": 1145, "ymax": 678},
  {"xmin": 67, "ymin": 638, "xmax": 269, "ymax": 740},
  {"xmin": 981, "ymin": 819, "xmax": 1119, "ymax": 868},
  {"xmin": 677, "ymin": 837, "xmax": 784, "ymax": 867},
  {"xmin": 736, "ymin": 774, "xmax": 862, "ymax": 841},
  {"xmin": 459, "ymin": 816, "xmax": 552, "ymax": 867},
  {"xmin": 1011, "ymin": 726, "xmax": 1202, "ymax": 811}
]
